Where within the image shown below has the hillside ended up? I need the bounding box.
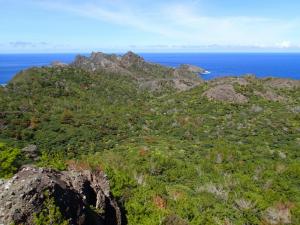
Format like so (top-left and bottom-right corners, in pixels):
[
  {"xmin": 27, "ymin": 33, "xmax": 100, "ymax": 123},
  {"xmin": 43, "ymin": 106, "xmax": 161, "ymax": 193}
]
[{"xmin": 0, "ymin": 52, "xmax": 300, "ymax": 225}]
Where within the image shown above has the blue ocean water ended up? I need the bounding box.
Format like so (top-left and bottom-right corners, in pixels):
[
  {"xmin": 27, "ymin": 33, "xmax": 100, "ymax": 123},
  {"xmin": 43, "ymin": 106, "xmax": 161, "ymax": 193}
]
[
  {"xmin": 1, "ymin": 53, "xmax": 300, "ymax": 84},
  {"xmin": 142, "ymin": 53, "xmax": 300, "ymax": 80},
  {"xmin": 0, "ymin": 54, "xmax": 79, "ymax": 84}
]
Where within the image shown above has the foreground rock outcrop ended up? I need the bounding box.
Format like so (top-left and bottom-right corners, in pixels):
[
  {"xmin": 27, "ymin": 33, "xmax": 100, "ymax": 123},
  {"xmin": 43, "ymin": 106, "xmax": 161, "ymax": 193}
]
[{"xmin": 0, "ymin": 165, "xmax": 122, "ymax": 225}]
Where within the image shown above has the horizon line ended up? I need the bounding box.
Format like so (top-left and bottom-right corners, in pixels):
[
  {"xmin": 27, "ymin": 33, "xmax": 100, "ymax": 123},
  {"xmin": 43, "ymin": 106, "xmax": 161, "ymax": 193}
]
[{"xmin": 1, "ymin": 51, "xmax": 300, "ymax": 55}]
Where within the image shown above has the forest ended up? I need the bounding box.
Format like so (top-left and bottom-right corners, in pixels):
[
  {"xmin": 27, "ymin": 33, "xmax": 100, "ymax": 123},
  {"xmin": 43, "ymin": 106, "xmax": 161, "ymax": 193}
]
[{"xmin": 0, "ymin": 54, "xmax": 299, "ymax": 224}]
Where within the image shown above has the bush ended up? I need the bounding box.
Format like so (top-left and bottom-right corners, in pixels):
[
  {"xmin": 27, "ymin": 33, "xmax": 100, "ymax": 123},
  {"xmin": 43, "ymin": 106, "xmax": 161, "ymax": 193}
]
[
  {"xmin": 33, "ymin": 192, "xmax": 69, "ymax": 225},
  {"xmin": 0, "ymin": 143, "xmax": 21, "ymax": 178}
]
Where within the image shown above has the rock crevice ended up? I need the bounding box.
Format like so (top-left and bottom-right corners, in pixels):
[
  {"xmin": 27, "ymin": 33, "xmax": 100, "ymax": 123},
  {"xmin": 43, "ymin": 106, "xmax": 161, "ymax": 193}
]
[{"xmin": 0, "ymin": 166, "xmax": 122, "ymax": 225}]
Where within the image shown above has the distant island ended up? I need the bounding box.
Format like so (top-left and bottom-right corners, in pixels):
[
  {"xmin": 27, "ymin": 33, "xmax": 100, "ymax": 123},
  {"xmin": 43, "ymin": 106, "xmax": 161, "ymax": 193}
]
[{"xmin": 0, "ymin": 52, "xmax": 299, "ymax": 225}]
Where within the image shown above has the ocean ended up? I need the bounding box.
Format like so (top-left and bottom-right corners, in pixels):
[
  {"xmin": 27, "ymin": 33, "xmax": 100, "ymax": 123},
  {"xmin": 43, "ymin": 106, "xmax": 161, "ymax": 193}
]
[{"xmin": 1, "ymin": 53, "xmax": 300, "ymax": 84}]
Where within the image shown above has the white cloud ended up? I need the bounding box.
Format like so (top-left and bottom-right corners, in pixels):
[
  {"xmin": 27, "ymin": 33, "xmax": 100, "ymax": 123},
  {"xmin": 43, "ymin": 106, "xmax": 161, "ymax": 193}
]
[
  {"xmin": 29, "ymin": 0, "xmax": 300, "ymax": 50},
  {"xmin": 277, "ymin": 41, "xmax": 292, "ymax": 48},
  {"xmin": 9, "ymin": 41, "xmax": 49, "ymax": 48},
  {"xmin": 33, "ymin": 0, "xmax": 181, "ymax": 37}
]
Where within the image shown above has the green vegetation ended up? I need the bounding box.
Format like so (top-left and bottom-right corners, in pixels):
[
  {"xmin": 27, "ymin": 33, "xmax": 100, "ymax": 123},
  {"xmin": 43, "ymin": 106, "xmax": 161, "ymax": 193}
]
[
  {"xmin": 0, "ymin": 66, "xmax": 299, "ymax": 224},
  {"xmin": 0, "ymin": 142, "xmax": 21, "ymax": 178},
  {"xmin": 33, "ymin": 191, "xmax": 69, "ymax": 225}
]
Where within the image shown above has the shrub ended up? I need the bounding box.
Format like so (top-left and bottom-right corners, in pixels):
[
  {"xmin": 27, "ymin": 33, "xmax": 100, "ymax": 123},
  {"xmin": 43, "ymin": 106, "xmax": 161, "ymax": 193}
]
[
  {"xmin": 0, "ymin": 143, "xmax": 21, "ymax": 178},
  {"xmin": 33, "ymin": 192, "xmax": 69, "ymax": 225}
]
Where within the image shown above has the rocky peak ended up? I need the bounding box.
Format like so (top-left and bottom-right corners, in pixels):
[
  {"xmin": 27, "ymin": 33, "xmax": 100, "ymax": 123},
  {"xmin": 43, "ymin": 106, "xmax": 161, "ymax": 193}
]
[
  {"xmin": 122, "ymin": 51, "xmax": 142, "ymax": 60},
  {"xmin": 70, "ymin": 51, "xmax": 205, "ymax": 92},
  {"xmin": 72, "ymin": 52, "xmax": 125, "ymax": 73},
  {"xmin": 90, "ymin": 52, "xmax": 106, "ymax": 61},
  {"xmin": 121, "ymin": 51, "xmax": 145, "ymax": 68}
]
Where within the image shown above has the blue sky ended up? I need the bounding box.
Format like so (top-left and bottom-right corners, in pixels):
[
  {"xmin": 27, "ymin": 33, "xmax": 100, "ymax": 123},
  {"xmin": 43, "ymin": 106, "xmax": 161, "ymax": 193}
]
[{"xmin": 1, "ymin": 0, "xmax": 300, "ymax": 53}]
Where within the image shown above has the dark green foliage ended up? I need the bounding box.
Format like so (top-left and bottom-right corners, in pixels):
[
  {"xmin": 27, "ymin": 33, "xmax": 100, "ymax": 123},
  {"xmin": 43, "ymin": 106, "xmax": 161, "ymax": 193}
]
[{"xmin": 1, "ymin": 67, "xmax": 299, "ymax": 224}]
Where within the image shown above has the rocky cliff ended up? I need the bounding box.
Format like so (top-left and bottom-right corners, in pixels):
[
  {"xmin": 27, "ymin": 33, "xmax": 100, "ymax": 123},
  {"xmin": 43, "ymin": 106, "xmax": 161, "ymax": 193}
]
[{"xmin": 71, "ymin": 51, "xmax": 205, "ymax": 92}]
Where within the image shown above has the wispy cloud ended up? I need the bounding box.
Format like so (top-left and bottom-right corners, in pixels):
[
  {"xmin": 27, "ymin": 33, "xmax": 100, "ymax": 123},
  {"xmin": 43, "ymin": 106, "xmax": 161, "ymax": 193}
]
[
  {"xmin": 33, "ymin": 0, "xmax": 181, "ymax": 37},
  {"xmin": 9, "ymin": 0, "xmax": 300, "ymax": 51},
  {"xmin": 9, "ymin": 41, "xmax": 48, "ymax": 48}
]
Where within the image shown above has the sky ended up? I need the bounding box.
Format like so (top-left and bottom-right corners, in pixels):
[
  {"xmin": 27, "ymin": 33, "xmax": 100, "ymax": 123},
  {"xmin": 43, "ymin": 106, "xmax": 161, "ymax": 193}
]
[{"xmin": 1, "ymin": 0, "xmax": 300, "ymax": 53}]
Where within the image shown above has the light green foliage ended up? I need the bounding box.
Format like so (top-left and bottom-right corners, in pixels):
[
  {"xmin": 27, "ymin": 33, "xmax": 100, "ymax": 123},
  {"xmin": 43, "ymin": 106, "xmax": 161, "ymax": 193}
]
[
  {"xmin": 1, "ymin": 67, "xmax": 300, "ymax": 224},
  {"xmin": 0, "ymin": 143, "xmax": 21, "ymax": 178},
  {"xmin": 37, "ymin": 151, "xmax": 67, "ymax": 171},
  {"xmin": 33, "ymin": 192, "xmax": 69, "ymax": 225}
]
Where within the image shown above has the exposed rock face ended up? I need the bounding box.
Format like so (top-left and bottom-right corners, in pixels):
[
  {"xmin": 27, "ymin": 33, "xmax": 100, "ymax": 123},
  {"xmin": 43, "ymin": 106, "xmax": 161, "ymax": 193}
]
[
  {"xmin": 22, "ymin": 144, "xmax": 39, "ymax": 161},
  {"xmin": 72, "ymin": 52, "xmax": 127, "ymax": 74},
  {"xmin": 208, "ymin": 76, "xmax": 250, "ymax": 86},
  {"xmin": 120, "ymin": 51, "xmax": 145, "ymax": 68},
  {"xmin": 254, "ymin": 90, "xmax": 286, "ymax": 102},
  {"xmin": 203, "ymin": 76, "xmax": 296, "ymax": 103},
  {"xmin": 139, "ymin": 78, "xmax": 203, "ymax": 92},
  {"xmin": 174, "ymin": 64, "xmax": 205, "ymax": 76},
  {"xmin": 51, "ymin": 61, "xmax": 68, "ymax": 67},
  {"xmin": 263, "ymin": 78, "xmax": 300, "ymax": 89},
  {"xmin": 71, "ymin": 52, "xmax": 204, "ymax": 92},
  {"xmin": 0, "ymin": 166, "xmax": 122, "ymax": 225},
  {"xmin": 72, "ymin": 52, "xmax": 146, "ymax": 75},
  {"xmin": 203, "ymin": 84, "xmax": 248, "ymax": 104}
]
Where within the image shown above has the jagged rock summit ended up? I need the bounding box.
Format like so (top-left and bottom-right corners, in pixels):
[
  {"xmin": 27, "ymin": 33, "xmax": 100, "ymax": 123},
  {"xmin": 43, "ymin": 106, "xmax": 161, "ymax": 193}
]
[
  {"xmin": 71, "ymin": 51, "xmax": 205, "ymax": 91},
  {"xmin": 0, "ymin": 165, "xmax": 122, "ymax": 225},
  {"xmin": 72, "ymin": 51, "xmax": 205, "ymax": 76}
]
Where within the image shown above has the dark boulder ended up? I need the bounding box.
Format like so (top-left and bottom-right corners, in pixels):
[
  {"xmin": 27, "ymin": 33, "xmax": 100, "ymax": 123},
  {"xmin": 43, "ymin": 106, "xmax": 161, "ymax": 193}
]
[{"xmin": 0, "ymin": 165, "xmax": 122, "ymax": 225}]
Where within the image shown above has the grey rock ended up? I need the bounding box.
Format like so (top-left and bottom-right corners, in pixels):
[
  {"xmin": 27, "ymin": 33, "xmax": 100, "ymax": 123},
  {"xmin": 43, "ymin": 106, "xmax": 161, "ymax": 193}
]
[
  {"xmin": 251, "ymin": 105, "xmax": 263, "ymax": 113},
  {"xmin": 21, "ymin": 145, "xmax": 39, "ymax": 161},
  {"xmin": 203, "ymin": 84, "xmax": 248, "ymax": 104},
  {"xmin": 120, "ymin": 51, "xmax": 145, "ymax": 68},
  {"xmin": 51, "ymin": 61, "xmax": 68, "ymax": 67},
  {"xmin": 175, "ymin": 64, "xmax": 206, "ymax": 75},
  {"xmin": 208, "ymin": 76, "xmax": 250, "ymax": 86},
  {"xmin": 139, "ymin": 78, "xmax": 203, "ymax": 92},
  {"xmin": 291, "ymin": 106, "xmax": 300, "ymax": 113},
  {"xmin": 263, "ymin": 78, "xmax": 300, "ymax": 89},
  {"xmin": 0, "ymin": 165, "xmax": 122, "ymax": 225},
  {"xmin": 215, "ymin": 153, "xmax": 223, "ymax": 164},
  {"xmin": 71, "ymin": 51, "xmax": 204, "ymax": 92},
  {"xmin": 254, "ymin": 90, "xmax": 286, "ymax": 102}
]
